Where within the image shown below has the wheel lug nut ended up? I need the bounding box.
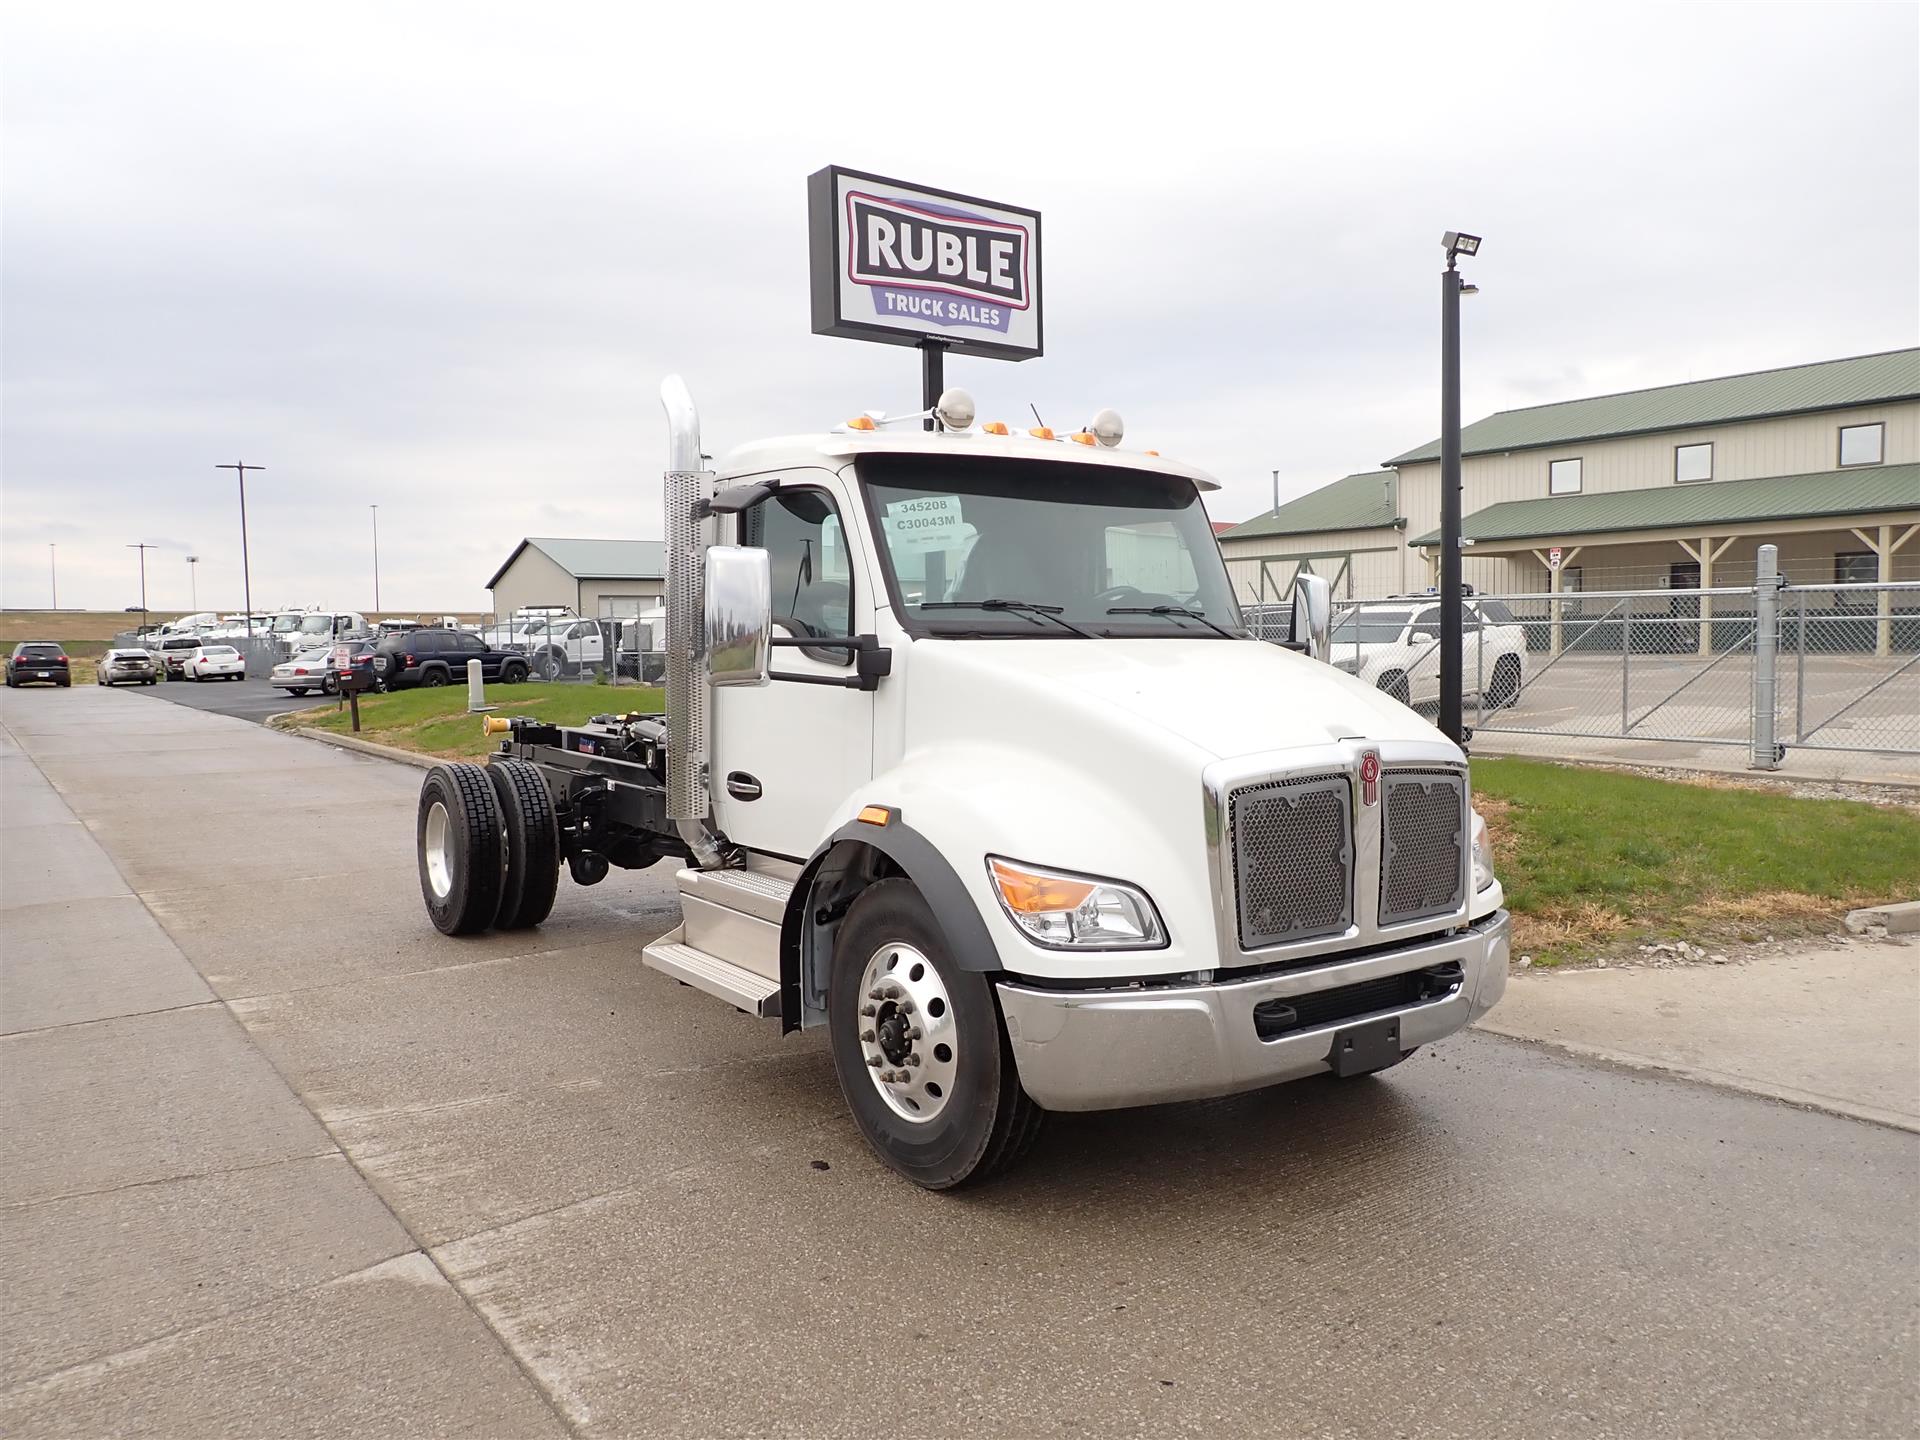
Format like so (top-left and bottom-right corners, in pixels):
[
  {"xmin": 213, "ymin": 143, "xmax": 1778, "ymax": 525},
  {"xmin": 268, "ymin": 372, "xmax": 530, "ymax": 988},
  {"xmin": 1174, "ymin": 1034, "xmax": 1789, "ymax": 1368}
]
[
  {"xmin": 860, "ymin": 1029, "xmax": 876, "ymax": 1043},
  {"xmin": 867, "ymin": 1056, "xmax": 882, "ymax": 1068},
  {"xmin": 906, "ymin": 1053, "xmax": 921, "ymax": 1067},
  {"xmin": 899, "ymin": 999, "xmax": 915, "ymax": 1014},
  {"xmin": 867, "ymin": 989, "xmax": 884, "ymax": 1001},
  {"xmin": 859, "ymin": 1004, "xmax": 877, "ymax": 1017},
  {"xmin": 908, "ymin": 1027, "xmax": 923, "ymax": 1041}
]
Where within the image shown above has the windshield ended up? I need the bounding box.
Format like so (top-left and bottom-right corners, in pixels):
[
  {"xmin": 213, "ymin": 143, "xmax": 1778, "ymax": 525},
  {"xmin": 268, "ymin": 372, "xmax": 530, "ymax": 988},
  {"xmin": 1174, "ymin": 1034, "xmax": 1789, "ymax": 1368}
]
[
  {"xmin": 271, "ymin": 615, "xmax": 304, "ymax": 633},
  {"xmin": 298, "ymin": 615, "xmax": 333, "ymax": 635},
  {"xmin": 1330, "ymin": 609, "xmax": 1412, "ymax": 644},
  {"xmin": 860, "ymin": 456, "xmax": 1241, "ymax": 638}
]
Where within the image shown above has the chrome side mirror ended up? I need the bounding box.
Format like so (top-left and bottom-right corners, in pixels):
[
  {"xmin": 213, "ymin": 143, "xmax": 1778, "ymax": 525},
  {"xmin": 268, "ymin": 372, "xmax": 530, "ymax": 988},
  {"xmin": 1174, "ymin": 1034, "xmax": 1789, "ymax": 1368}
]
[
  {"xmin": 703, "ymin": 545, "xmax": 772, "ymax": 688},
  {"xmin": 1290, "ymin": 573, "xmax": 1333, "ymax": 661}
]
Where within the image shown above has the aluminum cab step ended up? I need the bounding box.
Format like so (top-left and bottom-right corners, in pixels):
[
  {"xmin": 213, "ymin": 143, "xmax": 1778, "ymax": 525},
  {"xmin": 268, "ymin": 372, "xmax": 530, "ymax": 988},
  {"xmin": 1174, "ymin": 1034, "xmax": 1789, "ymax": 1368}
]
[
  {"xmin": 675, "ymin": 868, "xmax": 796, "ymax": 983},
  {"xmin": 642, "ymin": 932, "xmax": 782, "ymax": 1019}
]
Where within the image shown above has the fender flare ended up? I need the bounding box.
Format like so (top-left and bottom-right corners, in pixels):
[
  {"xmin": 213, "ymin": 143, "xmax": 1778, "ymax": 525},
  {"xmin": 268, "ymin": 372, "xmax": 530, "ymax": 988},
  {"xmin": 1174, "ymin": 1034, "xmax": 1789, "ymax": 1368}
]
[{"xmin": 778, "ymin": 814, "xmax": 1002, "ymax": 1033}]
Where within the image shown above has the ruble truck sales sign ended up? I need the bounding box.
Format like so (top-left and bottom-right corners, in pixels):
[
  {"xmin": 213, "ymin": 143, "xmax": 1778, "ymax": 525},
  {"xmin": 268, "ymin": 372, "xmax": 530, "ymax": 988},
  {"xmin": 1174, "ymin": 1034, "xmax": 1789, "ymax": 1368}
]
[{"xmin": 809, "ymin": 166, "xmax": 1042, "ymax": 361}]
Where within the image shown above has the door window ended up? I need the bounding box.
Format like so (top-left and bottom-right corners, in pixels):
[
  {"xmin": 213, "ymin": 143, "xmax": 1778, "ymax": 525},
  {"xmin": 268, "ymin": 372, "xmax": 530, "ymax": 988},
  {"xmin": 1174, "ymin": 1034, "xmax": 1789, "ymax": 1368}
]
[{"xmin": 745, "ymin": 489, "xmax": 854, "ymax": 659}]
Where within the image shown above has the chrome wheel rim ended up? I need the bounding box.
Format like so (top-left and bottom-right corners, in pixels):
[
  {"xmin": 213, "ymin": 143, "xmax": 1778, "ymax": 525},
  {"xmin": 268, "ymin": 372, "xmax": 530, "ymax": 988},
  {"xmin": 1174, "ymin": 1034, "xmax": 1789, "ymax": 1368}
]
[
  {"xmin": 857, "ymin": 942, "xmax": 958, "ymax": 1124},
  {"xmin": 423, "ymin": 800, "xmax": 453, "ymax": 899}
]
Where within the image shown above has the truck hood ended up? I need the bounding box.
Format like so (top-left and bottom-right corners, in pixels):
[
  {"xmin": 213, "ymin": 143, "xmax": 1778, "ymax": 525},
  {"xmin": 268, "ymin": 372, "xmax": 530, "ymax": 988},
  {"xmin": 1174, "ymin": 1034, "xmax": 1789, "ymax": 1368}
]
[{"xmin": 908, "ymin": 636, "xmax": 1454, "ymax": 761}]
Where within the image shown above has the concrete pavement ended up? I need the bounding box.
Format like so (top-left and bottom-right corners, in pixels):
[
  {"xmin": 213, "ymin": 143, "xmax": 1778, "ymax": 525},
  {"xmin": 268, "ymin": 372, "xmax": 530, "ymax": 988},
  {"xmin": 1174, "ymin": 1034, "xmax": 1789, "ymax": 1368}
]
[
  {"xmin": 4, "ymin": 685, "xmax": 1918, "ymax": 1438},
  {"xmin": 1477, "ymin": 939, "xmax": 1920, "ymax": 1131}
]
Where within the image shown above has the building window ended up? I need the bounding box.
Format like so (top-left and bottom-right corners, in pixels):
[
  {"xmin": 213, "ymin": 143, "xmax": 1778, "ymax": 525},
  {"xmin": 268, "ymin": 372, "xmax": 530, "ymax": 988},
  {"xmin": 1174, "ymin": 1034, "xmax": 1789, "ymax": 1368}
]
[
  {"xmin": 1548, "ymin": 458, "xmax": 1582, "ymax": 495},
  {"xmin": 1834, "ymin": 551, "xmax": 1877, "ymax": 585},
  {"xmin": 1839, "ymin": 423, "xmax": 1884, "ymax": 467},
  {"xmin": 1674, "ymin": 443, "xmax": 1713, "ymax": 483}
]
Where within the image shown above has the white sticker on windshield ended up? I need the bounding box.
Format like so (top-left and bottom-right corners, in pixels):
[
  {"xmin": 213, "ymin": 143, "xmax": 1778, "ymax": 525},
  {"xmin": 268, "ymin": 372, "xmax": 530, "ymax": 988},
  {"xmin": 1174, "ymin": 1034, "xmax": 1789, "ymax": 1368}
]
[{"xmin": 883, "ymin": 496, "xmax": 967, "ymax": 553}]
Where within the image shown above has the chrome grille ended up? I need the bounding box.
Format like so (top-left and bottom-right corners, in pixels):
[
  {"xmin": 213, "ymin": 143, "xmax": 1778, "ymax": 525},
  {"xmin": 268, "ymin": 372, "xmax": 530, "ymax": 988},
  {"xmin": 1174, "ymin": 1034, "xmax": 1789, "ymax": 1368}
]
[
  {"xmin": 1379, "ymin": 771, "xmax": 1466, "ymax": 926},
  {"xmin": 1229, "ymin": 774, "xmax": 1353, "ymax": 949}
]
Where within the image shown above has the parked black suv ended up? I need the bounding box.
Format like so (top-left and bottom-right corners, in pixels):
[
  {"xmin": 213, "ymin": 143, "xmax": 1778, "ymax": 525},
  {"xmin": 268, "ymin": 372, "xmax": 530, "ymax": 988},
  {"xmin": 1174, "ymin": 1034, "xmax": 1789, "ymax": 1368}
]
[
  {"xmin": 5, "ymin": 642, "xmax": 71, "ymax": 688},
  {"xmin": 373, "ymin": 629, "xmax": 528, "ymax": 689}
]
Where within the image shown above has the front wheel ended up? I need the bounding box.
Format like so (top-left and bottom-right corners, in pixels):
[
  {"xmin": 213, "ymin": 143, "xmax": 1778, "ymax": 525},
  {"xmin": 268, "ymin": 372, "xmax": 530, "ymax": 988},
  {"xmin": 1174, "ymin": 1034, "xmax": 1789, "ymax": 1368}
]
[
  {"xmin": 1378, "ymin": 670, "xmax": 1411, "ymax": 706},
  {"xmin": 829, "ymin": 879, "xmax": 1043, "ymax": 1190},
  {"xmin": 1485, "ymin": 654, "xmax": 1522, "ymax": 710},
  {"xmin": 422, "ymin": 669, "xmax": 448, "ymax": 688}
]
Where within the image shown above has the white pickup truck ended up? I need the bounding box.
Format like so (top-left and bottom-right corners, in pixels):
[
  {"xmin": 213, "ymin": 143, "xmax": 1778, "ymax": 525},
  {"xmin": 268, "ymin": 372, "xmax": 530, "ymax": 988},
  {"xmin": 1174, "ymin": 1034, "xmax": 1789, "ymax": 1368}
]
[{"xmin": 411, "ymin": 380, "xmax": 1509, "ymax": 1188}]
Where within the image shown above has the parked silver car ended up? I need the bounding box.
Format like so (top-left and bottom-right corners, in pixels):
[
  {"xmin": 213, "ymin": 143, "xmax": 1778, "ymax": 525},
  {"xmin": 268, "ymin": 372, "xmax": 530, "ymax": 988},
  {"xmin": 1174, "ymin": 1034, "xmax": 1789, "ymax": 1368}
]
[
  {"xmin": 98, "ymin": 648, "xmax": 159, "ymax": 686},
  {"xmin": 270, "ymin": 647, "xmax": 338, "ymax": 696}
]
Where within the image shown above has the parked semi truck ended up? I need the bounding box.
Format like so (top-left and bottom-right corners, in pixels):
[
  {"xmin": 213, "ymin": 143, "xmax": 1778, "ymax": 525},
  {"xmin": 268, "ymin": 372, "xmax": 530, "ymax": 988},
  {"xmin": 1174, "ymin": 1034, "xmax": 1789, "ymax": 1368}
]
[{"xmin": 413, "ymin": 379, "xmax": 1509, "ymax": 1188}]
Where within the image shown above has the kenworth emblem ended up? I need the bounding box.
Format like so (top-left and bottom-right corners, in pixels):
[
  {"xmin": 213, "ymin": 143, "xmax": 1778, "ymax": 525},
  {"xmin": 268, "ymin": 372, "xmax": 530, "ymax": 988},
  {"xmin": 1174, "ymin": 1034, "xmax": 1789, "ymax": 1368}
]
[{"xmin": 1360, "ymin": 750, "xmax": 1381, "ymax": 807}]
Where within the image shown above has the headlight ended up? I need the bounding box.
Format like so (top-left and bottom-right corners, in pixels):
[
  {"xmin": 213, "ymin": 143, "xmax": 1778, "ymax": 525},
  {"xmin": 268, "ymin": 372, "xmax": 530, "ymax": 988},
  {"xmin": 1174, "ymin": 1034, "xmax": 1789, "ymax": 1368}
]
[
  {"xmin": 987, "ymin": 856, "xmax": 1166, "ymax": 950},
  {"xmin": 1471, "ymin": 809, "xmax": 1496, "ymax": 892}
]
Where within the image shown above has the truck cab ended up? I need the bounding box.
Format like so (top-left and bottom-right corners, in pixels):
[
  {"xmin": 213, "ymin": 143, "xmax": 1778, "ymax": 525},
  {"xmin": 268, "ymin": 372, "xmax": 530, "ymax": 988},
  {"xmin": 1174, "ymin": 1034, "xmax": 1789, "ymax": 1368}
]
[{"xmin": 414, "ymin": 379, "xmax": 1509, "ymax": 1189}]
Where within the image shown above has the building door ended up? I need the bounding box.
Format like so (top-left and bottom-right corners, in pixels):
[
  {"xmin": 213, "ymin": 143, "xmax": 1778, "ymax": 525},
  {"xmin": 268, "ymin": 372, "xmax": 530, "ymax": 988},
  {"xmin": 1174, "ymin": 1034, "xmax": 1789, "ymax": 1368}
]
[
  {"xmin": 1667, "ymin": 561, "xmax": 1702, "ymax": 653},
  {"xmin": 711, "ymin": 482, "xmax": 874, "ymax": 862}
]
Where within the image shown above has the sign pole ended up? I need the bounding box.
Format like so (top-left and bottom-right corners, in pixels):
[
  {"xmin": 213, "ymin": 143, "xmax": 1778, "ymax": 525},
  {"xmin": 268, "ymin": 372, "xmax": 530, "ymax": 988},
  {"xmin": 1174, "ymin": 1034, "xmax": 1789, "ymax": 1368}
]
[
  {"xmin": 1438, "ymin": 262, "xmax": 1464, "ymax": 745},
  {"xmin": 919, "ymin": 339, "xmax": 947, "ymax": 430}
]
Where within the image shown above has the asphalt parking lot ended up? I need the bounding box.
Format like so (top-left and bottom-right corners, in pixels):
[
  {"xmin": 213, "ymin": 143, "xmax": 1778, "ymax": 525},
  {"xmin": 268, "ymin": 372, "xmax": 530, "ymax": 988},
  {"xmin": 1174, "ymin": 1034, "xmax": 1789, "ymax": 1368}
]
[
  {"xmin": 130, "ymin": 673, "xmax": 336, "ymax": 724},
  {"xmin": 3, "ymin": 686, "xmax": 1916, "ymax": 1438}
]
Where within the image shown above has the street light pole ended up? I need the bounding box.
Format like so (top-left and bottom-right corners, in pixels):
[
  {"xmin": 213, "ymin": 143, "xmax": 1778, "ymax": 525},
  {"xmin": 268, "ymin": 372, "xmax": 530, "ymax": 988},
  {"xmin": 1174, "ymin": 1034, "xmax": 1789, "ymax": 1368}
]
[
  {"xmin": 127, "ymin": 543, "xmax": 157, "ymax": 634},
  {"xmin": 1438, "ymin": 230, "xmax": 1482, "ymax": 745},
  {"xmin": 215, "ymin": 463, "xmax": 265, "ymax": 639},
  {"xmin": 186, "ymin": 555, "xmax": 200, "ymax": 611},
  {"xmin": 49, "ymin": 545, "xmax": 57, "ymax": 611},
  {"xmin": 370, "ymin": 505, "xmax": 381, "ymax": 613}
]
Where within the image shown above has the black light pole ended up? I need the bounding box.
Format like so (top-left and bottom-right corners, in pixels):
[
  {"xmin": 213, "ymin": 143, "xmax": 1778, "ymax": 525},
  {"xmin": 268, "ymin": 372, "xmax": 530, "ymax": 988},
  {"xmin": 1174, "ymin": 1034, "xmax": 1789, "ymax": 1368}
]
[
  {"xmin": 919, "ymin": 339, "xmax": 947, "ymax": 431},
  {"xmin": 1438, "ymin": 230, "xmax": 1482, "ymax": 745},
  {"xmin": 216, "ymin": 462, "xmax": 265, "ymax": 638},
  {"xmin": 128, "ymin": 543, "xmax": 156, "ymax": 634},
  {"xmin": 370, "ymin": 505, "xmax": 381, "ymax": 612},
  {"xmin": 49, "ymin": 545, "xmax": 57, "ymax": 611}
]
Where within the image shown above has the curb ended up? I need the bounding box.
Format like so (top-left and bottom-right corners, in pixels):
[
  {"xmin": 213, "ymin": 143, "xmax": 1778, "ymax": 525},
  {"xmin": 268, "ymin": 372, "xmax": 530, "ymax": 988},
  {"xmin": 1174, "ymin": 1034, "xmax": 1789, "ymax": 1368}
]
[
  {"xmin": 1472, "ymin": 1022, "xmax": 1920, "ymax": 1135},
  {"xmin": 278, "ymin": 721, "xmax": 443, "ymax": 771},
  {"xmin": 1467, "ymin": 741, "xmax": 1920, "ymax": 794}
]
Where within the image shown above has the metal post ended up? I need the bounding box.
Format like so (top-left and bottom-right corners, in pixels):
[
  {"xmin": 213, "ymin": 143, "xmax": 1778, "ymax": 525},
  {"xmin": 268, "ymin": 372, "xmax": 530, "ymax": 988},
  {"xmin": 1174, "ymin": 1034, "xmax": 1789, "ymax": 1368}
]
[
  {"xmin": 49, "ymin": 545, "xmax": 57, "ymax": 611},
  {"xmin": 1438, "ymin": 264, "xmax": 1464, "ymax": 743},
  {"xmin": 371, "ymin": 505, "xmax": 381, "ymax": 613},
  {"xmin": 1620, "ymin": 602, "xmax": 1631, "ymax": 735},
  {"xmin": 127, "ymin": 543, "xmax": 155, "ymax": 634},
  {"xmin": 1751, "ymin": 543, "xmax": 1781, "ymax": 770},
  {"xmin": 919, "ymin": 340, "xmax": 946, "ymax": 431},
  {"xmin": 216, "ymin": 463, "xmax": 265, "ymax": 640},
  {"xmin": 1271, "ymin": 469, "xmax": 1280, "ymax": 516},
  {"xmin": 187, "ymin": 556, "xmax": 199, "ymax": 611}
]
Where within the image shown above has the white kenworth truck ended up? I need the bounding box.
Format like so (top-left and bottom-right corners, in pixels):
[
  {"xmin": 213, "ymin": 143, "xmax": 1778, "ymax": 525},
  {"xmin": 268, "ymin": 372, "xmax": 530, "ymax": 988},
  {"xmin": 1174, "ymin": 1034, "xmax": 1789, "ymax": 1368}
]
[{"xmin": 414, "ymin": 379, "xmax": 1509, "ymax": 1188}]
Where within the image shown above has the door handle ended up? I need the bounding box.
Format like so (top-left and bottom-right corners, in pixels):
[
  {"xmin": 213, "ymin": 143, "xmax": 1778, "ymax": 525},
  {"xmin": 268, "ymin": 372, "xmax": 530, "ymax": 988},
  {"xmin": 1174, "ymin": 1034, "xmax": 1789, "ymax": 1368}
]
[{"xmin": 726, "ymin": 772, "xmax": 763, "ymax": 801}]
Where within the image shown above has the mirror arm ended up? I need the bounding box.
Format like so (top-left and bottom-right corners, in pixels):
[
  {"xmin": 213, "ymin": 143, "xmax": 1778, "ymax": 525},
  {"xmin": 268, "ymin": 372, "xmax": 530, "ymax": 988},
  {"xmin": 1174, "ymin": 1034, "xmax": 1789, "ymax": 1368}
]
[{"xmin": 767, "ymin": 633, "xmax": 891, "ymax": 691}]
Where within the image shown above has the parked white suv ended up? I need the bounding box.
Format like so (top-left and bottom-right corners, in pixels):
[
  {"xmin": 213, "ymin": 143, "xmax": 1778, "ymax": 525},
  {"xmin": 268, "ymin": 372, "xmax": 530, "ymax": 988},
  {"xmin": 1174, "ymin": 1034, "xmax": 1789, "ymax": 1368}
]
[{"xmin": 1330, "ymin": 596, "xmax": 1527, "ymax": 709}]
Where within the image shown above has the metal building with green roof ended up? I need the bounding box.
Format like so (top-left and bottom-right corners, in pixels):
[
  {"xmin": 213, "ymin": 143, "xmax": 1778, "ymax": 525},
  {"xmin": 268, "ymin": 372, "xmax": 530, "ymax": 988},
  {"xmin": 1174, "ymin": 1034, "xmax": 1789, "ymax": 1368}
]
[{"xmin": 1219, "ymin": 348, "xmax": 1920, "ymax": 612}]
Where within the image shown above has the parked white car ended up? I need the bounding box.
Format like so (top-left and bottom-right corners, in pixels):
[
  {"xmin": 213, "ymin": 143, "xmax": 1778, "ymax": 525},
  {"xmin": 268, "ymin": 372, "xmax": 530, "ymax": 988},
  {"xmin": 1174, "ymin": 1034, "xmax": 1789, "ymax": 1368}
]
[
  {"xmin": 188, "ymin": 644, "xmax": 247, "ymax": 681},
  {"xmin": 1330, "ymin": 596, "xmax": 1527, "ymax": 709},
  {"xmin": 270, "ymin": 647, "xmax": 338, "ymax": 696}
]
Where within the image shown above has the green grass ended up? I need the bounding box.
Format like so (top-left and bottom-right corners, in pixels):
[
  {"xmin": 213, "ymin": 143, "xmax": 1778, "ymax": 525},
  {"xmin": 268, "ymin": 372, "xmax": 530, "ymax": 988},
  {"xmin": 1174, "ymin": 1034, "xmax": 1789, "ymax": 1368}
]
[
  {"xmin": 286, "ymin": 681, "xmax": 663, "ymax": 758},
  {"xmin": 1473, "ymin": 758, "xmax": 1920, "ymax": 963}
]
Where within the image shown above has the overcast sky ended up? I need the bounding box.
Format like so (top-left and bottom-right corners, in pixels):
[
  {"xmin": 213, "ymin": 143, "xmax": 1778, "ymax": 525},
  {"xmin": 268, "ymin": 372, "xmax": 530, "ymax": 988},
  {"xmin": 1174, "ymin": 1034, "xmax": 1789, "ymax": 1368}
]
[{"xmin": 4, "ymin": 1, "xmax": 1916, "ymax": 614}]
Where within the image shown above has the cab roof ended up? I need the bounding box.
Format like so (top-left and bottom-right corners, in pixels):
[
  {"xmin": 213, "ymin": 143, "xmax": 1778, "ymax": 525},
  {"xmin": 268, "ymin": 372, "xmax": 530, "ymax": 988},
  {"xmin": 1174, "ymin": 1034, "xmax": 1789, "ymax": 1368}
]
[{"xmin": 720, "ymin": 428, "xmax": 1221, "ymax": 491}]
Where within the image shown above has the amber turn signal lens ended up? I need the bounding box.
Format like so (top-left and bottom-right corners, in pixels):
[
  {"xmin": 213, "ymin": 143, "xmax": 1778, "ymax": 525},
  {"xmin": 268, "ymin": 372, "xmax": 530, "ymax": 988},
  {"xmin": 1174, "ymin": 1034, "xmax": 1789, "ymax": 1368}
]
[
  {"xmin": 845, "ymin": 416, "xmax": 877, "ymax": 431},
  {"xmin": 1069, "ymin": 432, "xmax": 1096, "ymax": 446},
  {"xmin": 989, "ymin": 858, "xmax": 1096, "ymax": 914},
  {"xmin": 856, "ymin": 804, "xmax": 891, "ymax": 826},
  {"xmin": 982, "ymin": 421, "xmax": 1010, "ymax": 435}
]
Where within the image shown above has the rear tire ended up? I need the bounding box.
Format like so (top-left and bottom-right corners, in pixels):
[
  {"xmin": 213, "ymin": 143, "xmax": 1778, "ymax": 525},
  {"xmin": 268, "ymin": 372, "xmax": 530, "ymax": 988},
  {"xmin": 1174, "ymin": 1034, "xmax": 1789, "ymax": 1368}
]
[
  {"xmin": 828, "ymin": 879, "xmax": 1043, "ymax": 1190},
  {"xmin": 1486, "ymin": 654, "xmax": 1522, "ymax": 710},
  {"xmin": 487, "ymin": 759, "xmax": 560, "ymax": 930},
  {"xmin": 417, "ymin": 763, "xmax": 505, "ymax": 935}
]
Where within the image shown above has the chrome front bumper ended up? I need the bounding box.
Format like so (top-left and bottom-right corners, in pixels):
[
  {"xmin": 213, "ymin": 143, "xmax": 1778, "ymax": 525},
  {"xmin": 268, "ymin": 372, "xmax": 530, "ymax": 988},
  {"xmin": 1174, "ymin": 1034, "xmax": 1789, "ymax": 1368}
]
[{"xmin": 997, "ymin": 911, "xmax": 1509, "ymax": 1112}]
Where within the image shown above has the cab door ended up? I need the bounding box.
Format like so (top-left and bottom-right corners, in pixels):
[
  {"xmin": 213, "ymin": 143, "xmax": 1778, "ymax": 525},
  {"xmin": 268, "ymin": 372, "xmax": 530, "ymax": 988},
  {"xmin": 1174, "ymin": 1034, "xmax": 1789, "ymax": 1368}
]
[{"xmin": 711, "ymin": 477, "xmax": 875, "ymax": 861}]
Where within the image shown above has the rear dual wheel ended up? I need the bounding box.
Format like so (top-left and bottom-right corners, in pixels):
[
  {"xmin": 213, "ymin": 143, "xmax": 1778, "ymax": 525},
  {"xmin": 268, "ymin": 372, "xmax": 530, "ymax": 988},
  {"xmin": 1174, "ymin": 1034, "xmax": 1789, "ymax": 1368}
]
[{"xmin": 416, "ymin": 760, "xmax": 559, "ymax": 935}]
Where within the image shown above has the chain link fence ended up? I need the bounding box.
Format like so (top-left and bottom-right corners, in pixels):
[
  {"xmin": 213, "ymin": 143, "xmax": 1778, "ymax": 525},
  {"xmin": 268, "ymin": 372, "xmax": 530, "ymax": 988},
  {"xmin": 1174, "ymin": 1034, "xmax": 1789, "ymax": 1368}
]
[{"xmin": 1315, "ymin": 570, "xmax": 1919, "ymax": 761}]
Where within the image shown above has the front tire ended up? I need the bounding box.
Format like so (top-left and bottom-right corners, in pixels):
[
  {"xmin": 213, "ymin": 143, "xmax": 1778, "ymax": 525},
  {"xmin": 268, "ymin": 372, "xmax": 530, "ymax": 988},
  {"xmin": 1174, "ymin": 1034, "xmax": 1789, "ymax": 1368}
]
[
  {"xmin": 487, "ymin": 759, "xmax": 559, "ymax": 930},
  {"xmin": 1379, "ymin": 670, "xmax": 1411, "ymax": 706},
  {"xmin": 416, "ymin": 763, "xmax": 505, "ymax": 935},
  {"xmin": 1486, "ymin": 654, "xmax": 1522, "ymax": 710},
  {"xmin": 828, "ymin": 879, "xmax": 1043, "ymax": 1190},
  {"xmin": 422, "ymin": 669, "xmax": 448, "ymax": 688}
]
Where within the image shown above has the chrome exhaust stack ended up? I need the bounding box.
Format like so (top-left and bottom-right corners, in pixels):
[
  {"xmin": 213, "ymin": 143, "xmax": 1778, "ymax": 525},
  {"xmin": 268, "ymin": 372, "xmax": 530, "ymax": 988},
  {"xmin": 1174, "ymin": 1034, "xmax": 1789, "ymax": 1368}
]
[{"xmin": 660, "ymin": 375, "xmax": 724, "ymax": 868}]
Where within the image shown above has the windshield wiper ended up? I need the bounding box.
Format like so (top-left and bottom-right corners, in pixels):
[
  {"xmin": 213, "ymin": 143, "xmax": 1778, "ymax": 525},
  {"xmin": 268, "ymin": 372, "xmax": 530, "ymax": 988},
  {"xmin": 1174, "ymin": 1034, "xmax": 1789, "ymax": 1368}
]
[
  {"xmin": 1106, "ymin": 604, "xmax": 1243, "ymax": 639},
  {"xmin": 920, "ymin": 598, "xmax": 1094, "ymax": 638}
]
